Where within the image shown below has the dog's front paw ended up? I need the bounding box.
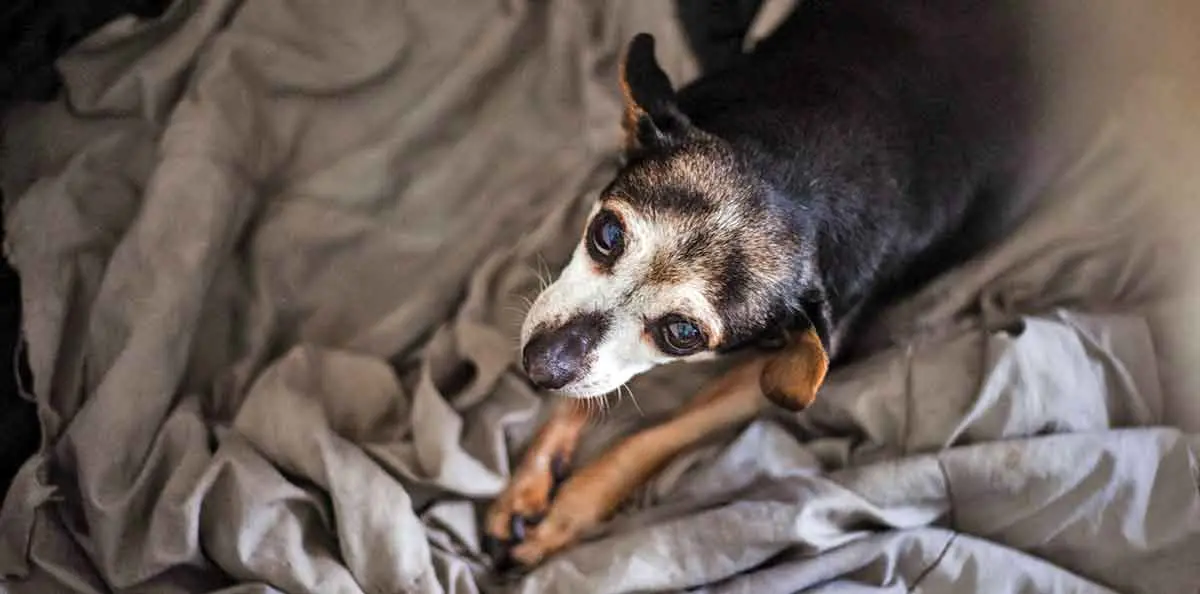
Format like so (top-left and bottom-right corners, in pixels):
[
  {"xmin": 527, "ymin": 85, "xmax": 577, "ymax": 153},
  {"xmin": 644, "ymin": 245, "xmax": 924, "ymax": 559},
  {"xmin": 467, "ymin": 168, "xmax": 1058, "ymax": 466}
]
[
  {"xmin": 505, "ymin": 475, "xmax": 604, "ymax": 567},
  {"xmin": 491, "ymin": 453, "xmax": 633, "ymax": 567},
  {"xmin": 484, "ymin": 455, "xmax": 570, "ymax": 566}
]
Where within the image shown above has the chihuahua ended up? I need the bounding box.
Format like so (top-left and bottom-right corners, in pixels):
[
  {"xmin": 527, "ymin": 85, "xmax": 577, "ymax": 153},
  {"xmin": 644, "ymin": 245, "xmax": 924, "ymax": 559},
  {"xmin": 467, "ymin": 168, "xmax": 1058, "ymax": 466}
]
[{"xmin": 487, "ymin": 0, "xmax": 1030, "ymax": 567}]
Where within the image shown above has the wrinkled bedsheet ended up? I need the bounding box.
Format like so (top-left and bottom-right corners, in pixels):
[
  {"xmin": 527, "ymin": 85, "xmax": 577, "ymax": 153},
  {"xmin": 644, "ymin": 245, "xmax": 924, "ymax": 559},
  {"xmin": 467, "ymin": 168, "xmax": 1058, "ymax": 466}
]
[{"xmin": 2, "ymin": 1, "xmax": 1199, "ymax": 593}]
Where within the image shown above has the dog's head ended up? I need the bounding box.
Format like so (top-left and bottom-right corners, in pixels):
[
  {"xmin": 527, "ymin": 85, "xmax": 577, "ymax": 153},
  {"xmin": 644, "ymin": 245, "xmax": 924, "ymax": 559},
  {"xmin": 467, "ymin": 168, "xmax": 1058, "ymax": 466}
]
[{"xmin": 520, "ymin": 34, "xmax": 828, "ymax": 404}]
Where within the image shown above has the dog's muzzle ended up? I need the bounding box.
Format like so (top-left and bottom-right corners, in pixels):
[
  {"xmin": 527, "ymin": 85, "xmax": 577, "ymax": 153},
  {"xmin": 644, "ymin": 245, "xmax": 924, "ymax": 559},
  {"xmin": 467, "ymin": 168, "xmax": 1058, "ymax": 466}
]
[{"xmin": 521, "ymin": 312, "xmax": 609, "ymax": 390}]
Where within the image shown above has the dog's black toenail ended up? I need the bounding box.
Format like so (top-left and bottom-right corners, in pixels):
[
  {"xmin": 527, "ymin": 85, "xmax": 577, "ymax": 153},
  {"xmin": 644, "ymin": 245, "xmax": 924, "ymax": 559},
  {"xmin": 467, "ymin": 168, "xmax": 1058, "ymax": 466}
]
[
  {"xmin": 510, "ymin": 515, "xmax": 526, "ymax": 542},
  {"xmin": 482, "ymin": 534, "xmax": 507, "ymax": 561},
  {"xmin": 551, "ymin": 455, "xmax": 569, "ymax": 483},
  {"xmin": 492, "ymin": 551, "xmax": 517, "ymax": 573}
]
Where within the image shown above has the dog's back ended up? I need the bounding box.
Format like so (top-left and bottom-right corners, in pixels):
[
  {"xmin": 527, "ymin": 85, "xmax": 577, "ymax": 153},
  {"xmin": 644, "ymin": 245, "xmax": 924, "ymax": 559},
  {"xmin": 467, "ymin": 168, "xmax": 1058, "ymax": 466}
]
[{"xmin": 675, "ymin": 0, "xmax": 1033, "ymax": 356}]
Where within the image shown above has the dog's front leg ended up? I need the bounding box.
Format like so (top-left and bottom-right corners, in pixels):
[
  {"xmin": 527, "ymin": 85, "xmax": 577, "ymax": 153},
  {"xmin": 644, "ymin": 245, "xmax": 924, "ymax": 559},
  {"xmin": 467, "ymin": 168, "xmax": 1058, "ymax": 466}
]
[
  {"xmin": 485, "ymin": 398, "xmax": 590, "ymax": 554},
  {"xmin": 505, "ymin": 359, "xmax": 774, "ymax": 566}
]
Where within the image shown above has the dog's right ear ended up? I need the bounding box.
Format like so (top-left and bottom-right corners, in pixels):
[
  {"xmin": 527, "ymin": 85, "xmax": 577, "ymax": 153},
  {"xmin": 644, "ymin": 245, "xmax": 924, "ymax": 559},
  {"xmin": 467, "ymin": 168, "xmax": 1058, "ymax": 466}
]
[{"xmin": 620, "ymin": 33, "xmax": 694, "ymax": 153}]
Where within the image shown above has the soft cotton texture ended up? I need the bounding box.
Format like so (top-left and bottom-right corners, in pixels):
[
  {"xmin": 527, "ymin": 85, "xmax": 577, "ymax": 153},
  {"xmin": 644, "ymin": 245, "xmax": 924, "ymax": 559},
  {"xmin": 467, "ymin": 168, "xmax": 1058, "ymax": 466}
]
[{"xmin": 1, "ymin": 1, "xmax": 1198, "ymax": 593}]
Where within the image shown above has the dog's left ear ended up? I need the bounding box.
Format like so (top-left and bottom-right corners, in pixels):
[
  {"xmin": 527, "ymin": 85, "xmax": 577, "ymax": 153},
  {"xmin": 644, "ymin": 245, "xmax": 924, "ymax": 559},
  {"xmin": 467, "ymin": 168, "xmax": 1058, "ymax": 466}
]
[
  {"xmin": 759, "ymin": 327, "xmax": 829, "ymax": 411},
  {"xmin": 620, "ymin": 33, "xmax": 695, "ymax": 152}
]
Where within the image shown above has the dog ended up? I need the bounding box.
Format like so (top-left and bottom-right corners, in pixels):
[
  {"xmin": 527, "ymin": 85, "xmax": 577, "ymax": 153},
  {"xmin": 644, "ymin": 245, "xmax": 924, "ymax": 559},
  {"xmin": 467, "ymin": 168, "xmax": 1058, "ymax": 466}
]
[{"xmin": 486, "ymin": 0, "xmax": 1031, "ymax": 567}]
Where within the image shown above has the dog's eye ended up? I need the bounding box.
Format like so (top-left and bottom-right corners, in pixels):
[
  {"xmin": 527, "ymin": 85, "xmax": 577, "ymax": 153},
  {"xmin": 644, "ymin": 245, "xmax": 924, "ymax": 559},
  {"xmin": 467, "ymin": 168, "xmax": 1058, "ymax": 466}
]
[
  {"xmin": 657, "ymin": 316, "xmax": 706, "ymax": 355},
  {"xmin": 587, "ymin": 210, "xmax": 625, "ymax": 262}
]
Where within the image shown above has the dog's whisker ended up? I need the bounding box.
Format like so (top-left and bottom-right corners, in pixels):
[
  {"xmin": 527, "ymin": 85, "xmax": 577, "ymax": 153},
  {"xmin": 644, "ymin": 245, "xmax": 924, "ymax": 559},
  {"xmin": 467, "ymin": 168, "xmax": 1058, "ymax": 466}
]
[
  {"xmin": 537, "ymin": 254, "xmax": 555, "ymax": 293},
  {"xmin": 528, "ymin": 255, "xmax": 550, "ymax": 293},
  {"xmin": 519, "ymin": 262, "xmax": 548, "ymax": 294},
  {"xmin": 622, "ymin": 383, "xmax": 645, "ymax": 417},
  {"xmin": 600, "ymin": 396, "xmax": 615, "ymax": 421},
  {"xmin": 505, "ymin": 302, "xmax": 533, "ymax": 322}
]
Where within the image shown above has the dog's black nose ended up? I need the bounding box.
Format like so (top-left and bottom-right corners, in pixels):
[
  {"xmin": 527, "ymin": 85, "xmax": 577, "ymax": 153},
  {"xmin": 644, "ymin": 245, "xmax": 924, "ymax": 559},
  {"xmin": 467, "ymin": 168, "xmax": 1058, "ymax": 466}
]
[{"xmin": 521, "ymin": 312, "xmax": 609, "ymax": 390}]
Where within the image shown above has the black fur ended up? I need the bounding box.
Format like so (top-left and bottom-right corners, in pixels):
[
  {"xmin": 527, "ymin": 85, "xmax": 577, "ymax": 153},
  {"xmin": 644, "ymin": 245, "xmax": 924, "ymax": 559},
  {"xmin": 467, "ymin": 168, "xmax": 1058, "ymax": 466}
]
[{"xmin": 615, "ymin": 0, "xmax": 1032, "ymax": 363}]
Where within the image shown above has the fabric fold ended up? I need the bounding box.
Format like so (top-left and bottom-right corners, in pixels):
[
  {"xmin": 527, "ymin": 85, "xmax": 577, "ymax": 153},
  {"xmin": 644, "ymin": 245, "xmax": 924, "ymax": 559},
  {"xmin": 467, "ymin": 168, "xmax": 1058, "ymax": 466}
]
[{"xmin": 2, "ymin": 0, "xmax": 1198, "ymax": 593}]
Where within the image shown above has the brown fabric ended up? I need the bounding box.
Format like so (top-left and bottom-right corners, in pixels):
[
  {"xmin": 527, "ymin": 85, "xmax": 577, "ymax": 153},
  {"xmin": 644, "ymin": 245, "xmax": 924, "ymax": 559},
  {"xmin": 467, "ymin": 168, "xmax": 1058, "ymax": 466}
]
[{"xmin": 1, "ymin": 1, "xmax": 1198, "ymax": 593}]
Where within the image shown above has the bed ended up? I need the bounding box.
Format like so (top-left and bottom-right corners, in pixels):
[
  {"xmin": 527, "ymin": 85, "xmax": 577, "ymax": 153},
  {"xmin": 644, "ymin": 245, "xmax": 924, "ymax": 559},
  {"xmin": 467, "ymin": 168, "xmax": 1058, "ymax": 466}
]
[{"xmin": 1, "ymin": 0, "xmax": 1198, "ymax": 592}]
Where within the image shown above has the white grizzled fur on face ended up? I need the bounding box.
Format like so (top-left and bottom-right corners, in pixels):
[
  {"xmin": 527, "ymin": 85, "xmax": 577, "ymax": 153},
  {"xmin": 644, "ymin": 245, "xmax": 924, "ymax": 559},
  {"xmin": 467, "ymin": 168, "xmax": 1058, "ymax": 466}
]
[
  {"xmin": 520, "ymin": 151, "xmax": 793, "ymax": 399},
  {"xmin": 519, "ymin": 201, "xmax": 711, "ymax": 398}
]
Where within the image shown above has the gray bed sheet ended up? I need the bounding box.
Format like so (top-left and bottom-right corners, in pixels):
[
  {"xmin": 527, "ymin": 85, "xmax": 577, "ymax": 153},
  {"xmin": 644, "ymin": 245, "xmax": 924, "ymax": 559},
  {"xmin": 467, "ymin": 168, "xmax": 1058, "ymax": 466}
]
[{"xmin": 1, "ymin": 1, "xmax": 1198, "ymax": 593}]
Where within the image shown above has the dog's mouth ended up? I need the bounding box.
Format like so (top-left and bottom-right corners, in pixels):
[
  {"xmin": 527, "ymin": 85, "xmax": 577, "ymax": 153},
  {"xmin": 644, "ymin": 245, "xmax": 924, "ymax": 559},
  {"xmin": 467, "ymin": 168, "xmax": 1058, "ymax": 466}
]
[
  {"xmin": 520, "ymin": 331, "xmax": 657, "ymax": 398},
  {"xmin": 557, "ymin": 382, "xmax": 617, "ymax": 399},
  {"xmin": 519, "ymin": 341, "xmax": 630, "ymax": 399},
  {"xmin": 518, "ymin": 353, "xmax": 620, "ymax": 398},
  {"xmin": 519, "ymin": 311, "xmax": 610, "ymax": 390}
]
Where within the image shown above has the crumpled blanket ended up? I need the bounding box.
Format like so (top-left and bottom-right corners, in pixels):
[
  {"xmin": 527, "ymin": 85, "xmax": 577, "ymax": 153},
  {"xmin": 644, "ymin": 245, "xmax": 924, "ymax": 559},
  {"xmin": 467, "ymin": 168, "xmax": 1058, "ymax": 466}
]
[{"xmin": 1, "ymin": 0, "xmax": 1199, "ymax": 593}]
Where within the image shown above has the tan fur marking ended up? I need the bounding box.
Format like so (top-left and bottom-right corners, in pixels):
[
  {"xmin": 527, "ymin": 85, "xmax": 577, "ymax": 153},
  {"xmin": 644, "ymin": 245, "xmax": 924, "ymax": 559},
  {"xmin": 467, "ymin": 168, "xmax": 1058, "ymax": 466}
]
[
  {"xmin": 758, "ymin": 328, "xmax": 829, "ymax": 411},
  {"xmin": 646, "ymin": 251, "xmax": 686, "ymax": 285},
  {"xmin": 618, "ymin": 52, "xmax": 647, "ymax": 152}
]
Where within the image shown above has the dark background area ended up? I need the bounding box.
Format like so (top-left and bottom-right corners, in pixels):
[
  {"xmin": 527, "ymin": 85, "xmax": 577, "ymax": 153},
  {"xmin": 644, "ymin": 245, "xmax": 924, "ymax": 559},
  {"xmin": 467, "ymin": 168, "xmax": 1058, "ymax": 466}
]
[
  {"xmin": 0, "ymin": 221, "xmax": 32, "ymax": 501},
  {"xmin": 0, "ymin": 0, "xmax": 172, "ymax": 502}
]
